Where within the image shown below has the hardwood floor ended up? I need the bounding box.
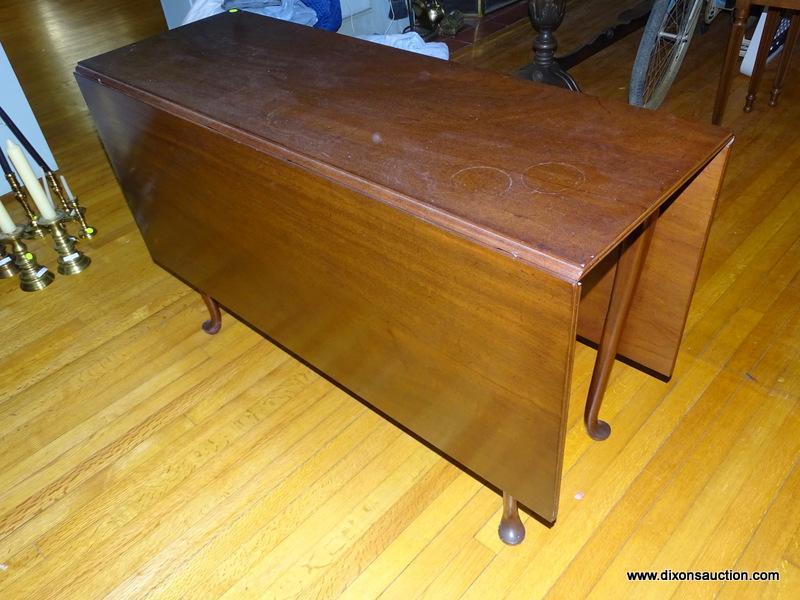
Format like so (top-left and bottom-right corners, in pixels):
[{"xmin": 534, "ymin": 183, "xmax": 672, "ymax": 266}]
[{"xmin": 1, "ymin": 1, "xmax": 799, "ymax": 598}]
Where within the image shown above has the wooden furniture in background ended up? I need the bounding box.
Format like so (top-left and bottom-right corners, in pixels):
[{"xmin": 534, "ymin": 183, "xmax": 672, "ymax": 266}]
[
  {"xmin": 713, "ymin": 0, "xmax": 800, "ymax": 124},
  {"xmin": 518, "ymin": 0, "xmax": 580, "ymax": 90},
  {"xmin": 76, "ymin": 11, "xmax": 732, "ymax": 543}
]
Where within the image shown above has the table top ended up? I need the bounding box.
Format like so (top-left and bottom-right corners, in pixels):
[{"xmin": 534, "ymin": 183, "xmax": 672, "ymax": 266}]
[{"xmin": 76, "ymin": 11, "xmax": 732, "ymax": 281}]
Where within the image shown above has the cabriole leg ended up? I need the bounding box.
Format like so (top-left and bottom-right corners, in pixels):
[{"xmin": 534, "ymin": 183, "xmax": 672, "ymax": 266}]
[
  {"xmin": 201, "ymin": 292, "xmax": 222, "ymax": 334},
  {"xmin": 498, "ymin": 492, "xmax": 526, "ymax": 545},
  {"xmin": 584, "ymin": 214, "xmax": 657, "ymax": 441}
]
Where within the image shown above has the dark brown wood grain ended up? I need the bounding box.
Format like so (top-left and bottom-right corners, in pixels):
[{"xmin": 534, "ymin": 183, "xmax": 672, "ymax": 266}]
[
  {"xmin": 75, "ymin": 12, "xmax": 732, "ymax": 523},
  {"xmin": 76, "ymin": 10, "xmax": 731, "ymax": 282},
  {"xmin": 76, "ymin": 77, "xmax": 579, "ymax": 520}
]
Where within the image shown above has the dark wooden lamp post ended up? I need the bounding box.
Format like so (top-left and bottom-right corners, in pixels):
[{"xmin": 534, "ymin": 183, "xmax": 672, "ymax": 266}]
[{"xmin": 518, "ymin": 0, "xmax": 580, "ymax": 91}]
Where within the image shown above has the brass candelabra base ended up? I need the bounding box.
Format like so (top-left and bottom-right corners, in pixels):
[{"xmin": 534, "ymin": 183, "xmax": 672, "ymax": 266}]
[
  {"xmin": 0, "ymin": 245, "xmax": 19, "ymax": 279},
  {"xmin": 0, "ymin": 226, "xmax": 55, "ymax": 292},
  {"xmin": 39, "ymin": 212, "xmax": 91, "ymax": 275}
]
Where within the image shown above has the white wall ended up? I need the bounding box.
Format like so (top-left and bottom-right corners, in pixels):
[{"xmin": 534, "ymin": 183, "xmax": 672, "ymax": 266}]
[
  {"xmin": 338, "ymin": 0, "xmax": 410, "ymax": 36},
  {"xmin": 0, "ymin": 43, "xmax": 57, "ymax": 195},
  {"xmin": 161, "ymin": 0, "xmax": 195, "ymax": 29}
]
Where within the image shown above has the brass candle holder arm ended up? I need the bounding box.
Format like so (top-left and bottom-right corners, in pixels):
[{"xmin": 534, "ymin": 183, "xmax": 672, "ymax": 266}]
[{"xmin": 45, "ymin": 172, "xmax": 96, "ymax": 239}]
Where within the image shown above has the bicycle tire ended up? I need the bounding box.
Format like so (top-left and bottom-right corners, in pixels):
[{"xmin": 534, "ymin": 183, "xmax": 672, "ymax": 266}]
[{"xmin": 629, "ymin": 0, "xmax": 704, "ymax": 109}]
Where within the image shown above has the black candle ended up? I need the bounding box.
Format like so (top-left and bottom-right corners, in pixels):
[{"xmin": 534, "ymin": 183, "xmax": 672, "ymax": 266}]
[
  {"xmin": 0, "ymin": 145, "xmax": 13, "ymax": 177},
  {"xmin": 0, "ymin": 105, "xmax": 51, "ymax": 172}
]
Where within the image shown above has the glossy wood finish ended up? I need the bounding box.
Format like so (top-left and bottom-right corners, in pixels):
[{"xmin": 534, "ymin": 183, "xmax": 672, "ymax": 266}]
[
  {"xmin": 2, "ymin": 0, "xmax": 800, "ymax": 597},
  {"xmin": 74, "ymin": 9, "xmax": 732, "ymax": 385},
  {"xmin": 75, "ymin": 11, "xmax": 730, "ymax": 283},
  {"xmin": 76, "ymin": 75, "xmax": 580, "ymax": 521},
  {"xmin": 76, "ymin": 11, "xmax": 730, "ymax": 521}
]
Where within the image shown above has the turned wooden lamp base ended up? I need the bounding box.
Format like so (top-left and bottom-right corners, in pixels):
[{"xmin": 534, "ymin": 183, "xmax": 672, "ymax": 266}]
[
  {"xmin": 518, "ymin": 0, "xmax": 581, "ymax": 92},
  {"xmin": 518, "ymin": 62, "xmax": 580, "ymax": 92}
]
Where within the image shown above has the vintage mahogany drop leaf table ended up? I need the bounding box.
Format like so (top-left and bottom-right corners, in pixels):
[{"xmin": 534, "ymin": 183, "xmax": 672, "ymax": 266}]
[{"xmin": 76, "ymin": 11, "xmax": 733, "ymax": 545}]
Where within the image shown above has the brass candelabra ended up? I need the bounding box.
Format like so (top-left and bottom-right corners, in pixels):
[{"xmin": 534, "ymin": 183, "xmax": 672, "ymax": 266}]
[
  {"xmin": 46, "ymin": 172, "xmax": 96, "ymax": 239},
  {"xmin": 0, "ymin": 225, "xmax": 55, "ymax": 292},
  {"xmin": 0, "ymin": 243, "xmax": 18, "ymax": 279},
  {"xmin": 38, "ymin": 210, "xmax": 91, "ymax": 275},
  {"xmin": 5, "ymin": 172, "xmax": 46, "ymax": 239}
]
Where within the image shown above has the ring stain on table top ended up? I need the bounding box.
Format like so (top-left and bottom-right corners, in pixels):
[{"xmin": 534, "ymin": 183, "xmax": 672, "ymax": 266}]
[
  {"xmin": 523, "ymin": 162, "xmax": 587, "ymax": 195},
  {"xmin": 450, "ymin": 166, "xmax": 513, "ymax": 195}
]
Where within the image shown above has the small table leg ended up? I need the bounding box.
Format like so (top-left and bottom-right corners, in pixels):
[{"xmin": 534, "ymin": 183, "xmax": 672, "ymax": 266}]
[
  {"xmin": 201, "ymin": 292, "xmax": 222, "ymax": 335},
  {"xmin": 584, "ymin": 214, "xmax": 657, "ymax": 441},
  {"xmin": 769, "ymin": 12, "xmax": 800, "ymax": 107},
  {"xmin": 712, "ymin": 1, "xmax": 751, "ymax": 125},
  {"xmin": 498, "ymin": 492, "xmax": 526, "ymax": 545},
  {"xmin": 744, "ymin": 8, "xmax": 781, "ymax": 113}
]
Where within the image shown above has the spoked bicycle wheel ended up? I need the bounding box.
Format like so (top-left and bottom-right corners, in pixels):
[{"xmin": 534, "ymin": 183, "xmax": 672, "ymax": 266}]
[{"xmin": 629, "ymin": 0, "xmax": 705, "ymax": 109}]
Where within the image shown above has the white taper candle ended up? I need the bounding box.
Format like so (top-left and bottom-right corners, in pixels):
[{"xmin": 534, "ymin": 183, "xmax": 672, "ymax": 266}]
[
  {"xmin": 0, "ymin": 200, "xmax": 16, "ymax": 234},
  {"xmin": 41, "ymin": 175, "xmax": 52, "ymax": 205},
  {"xmin": 5, "ymin": 139, "xmax": 57, "ymax": 221},
  {"xmin": 59, "ymin": 174, "xmax": 74, "ymax": 200}
]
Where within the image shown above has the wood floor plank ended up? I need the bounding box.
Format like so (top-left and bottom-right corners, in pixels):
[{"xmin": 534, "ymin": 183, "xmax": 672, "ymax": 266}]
[
  {"xmin": 144, "ymin": 411, "xmax": 384, "ymax": 599},
  {"xmin": 717, "ymin": 459, "xmax": 800, "ymax": 598},
  {"xmin": 465, "ymin": 300, "xmax": 768, "ymax": 599},
  {"xmin": 293, "ymin": 461, "xmax": 463, "ymax": 600},
  {"xmin": 674, "ymin": 405, "xmax": 800, "ymax": 598},
  {"xmin": 158, "ymin": 416, "xmax": 403, "ymax": 600},
  {"xmin": 629, "ymin": 397, "xmax": 797, "ymax": 599},
  {"xmin": 338, "ymin": 471, "xmax": 481, "ymax": 600},
  {"xmin": 0, "ymin": 295, "xmax": 196, "ymax": 431},
  {"xmin": 543, "ymin": 371, "xmax": 740, "ymax": 599},
  {"xmin": 264, "ymin": 460, "xmax": 457, "ymax": 599},
  {"xmin": 417, "ymin": 537, "xmax": 494, "ymax": 600},
  {"xmin": 378, "ymin": 487, "xmax": 501, "ymax": 600},
  {"xmin": 0, "ymin": 333, "xmax": 273, "ymax": 564},
  {"xmin": 218, "ymin": 434, "xmax": 435, "ymax": 599},
  {"xmin": 1, "ymin": 377, "xmax": 347, "ymax": 599},
  {"xmin": 106, "ymin": 390, "xmax": 366, "ymax": 599}
]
